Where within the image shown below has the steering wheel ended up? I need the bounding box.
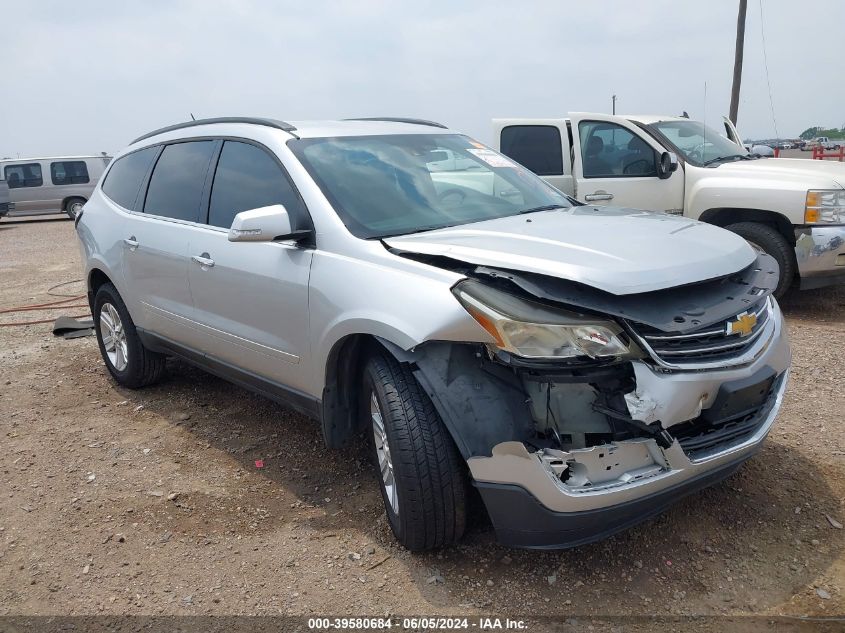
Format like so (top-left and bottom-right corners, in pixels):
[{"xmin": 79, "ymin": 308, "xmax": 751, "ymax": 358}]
[
  {"xmin": 438, "ymin": 188, "xmax": 466, "ymax": 206},
  {"xmin": 622, "ymin": 159, "xmax": 653, "ymax": 175}
]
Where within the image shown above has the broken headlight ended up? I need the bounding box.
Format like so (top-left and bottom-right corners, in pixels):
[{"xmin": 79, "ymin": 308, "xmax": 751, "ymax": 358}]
[{"xmin": 452, "ymin": 279, "xmax": 642, "ymax": 361}]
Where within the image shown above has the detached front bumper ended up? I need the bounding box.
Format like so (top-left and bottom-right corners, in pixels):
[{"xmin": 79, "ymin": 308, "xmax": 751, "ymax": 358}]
[
  {"xmin": 466, "ymin": 304, "xmax": 791, "ymax": 549},
  {"xmin": 795, "ymin": 225, "xmax": 845, "ymax": 289}
]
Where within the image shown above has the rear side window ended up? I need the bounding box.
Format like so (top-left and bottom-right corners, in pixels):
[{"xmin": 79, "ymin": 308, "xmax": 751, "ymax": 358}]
[
  {"xmin": 101, "ymin": 147, "xmax": 158, "ymax": 210},
  {"xmin": 143, "ymin": 141, "xmax": 216, "ymax": 222},
  {"xmin": 208, "ymin": 141, "xmax": 305, "ymax": 229},
  {"xmin": 51, "ymin": 160, "xmax": 90, "ymax": 185},
  {"xmin": 4, "ymin": 163, "xmax": 43, "ymax": 189},
  {"xmin": 500, "ymin": 126, "xmax": 563, "ymax": 176}
]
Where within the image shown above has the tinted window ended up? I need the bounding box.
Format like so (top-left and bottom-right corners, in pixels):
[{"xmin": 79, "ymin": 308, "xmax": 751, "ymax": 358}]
[
  {"xmin": 500, "ymin": 126, "xmax": 563, "ymax": 176},
  {"xmin": 289, "ymin": 134, "xmax": 572, "ymax": 239},
  {"xmin": 4, "ymin": 163, "xmax": 43, "ymax": 189},
  {"xmin": 143, "ymin": 141, "xmax": 215, "ymax": 222},
  {"xmin": 578, "ymin": 121, "xmax": 657, "ymax": 178},
  {"xmin": 208, "ymin": 141, "xmax": 305, "ymax": 229},
  {"xmin": 51, "ymin": 160, "xmax": 90, "ymax": 185},
  {"xmin": 101, "ymin": 147, "xmax": 158, "ymax": 209}
]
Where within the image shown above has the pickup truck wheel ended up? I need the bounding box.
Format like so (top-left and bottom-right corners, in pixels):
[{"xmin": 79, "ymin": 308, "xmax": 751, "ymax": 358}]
[
  {"xmin": 726, "ymin": 222, "xmax": 795, "ymax": 299},
  {"xmin": 93, "ymin": 282, "xmax": 165, "ymax": 388},
  {"xmin": 362, "ymin": 350, "xmax": 467, "ymax": 551},
  {"xmin": 65, "ymin": 197, "xmax": 85, "ymax": 220}
]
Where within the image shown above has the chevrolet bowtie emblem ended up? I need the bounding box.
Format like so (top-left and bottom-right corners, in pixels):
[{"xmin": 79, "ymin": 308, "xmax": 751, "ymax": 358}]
[{"xmin": 727, "ymin": 312, "xmax": 757, "ymax": 337}]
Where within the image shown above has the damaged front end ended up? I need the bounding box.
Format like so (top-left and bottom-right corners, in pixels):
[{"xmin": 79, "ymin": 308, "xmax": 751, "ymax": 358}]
[{"xmin": 381, "ymin": 252, "xmax": 791, "ymax": 548}]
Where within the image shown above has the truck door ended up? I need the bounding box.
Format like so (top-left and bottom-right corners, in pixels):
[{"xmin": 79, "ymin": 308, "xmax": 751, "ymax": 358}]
[
  {"xmin": 569, "ymin": 113, "xmax": 684, "ymax": 213},
  {"xmin": 493, "ymin": 120, "xmax": 574, "ymax": 196}
]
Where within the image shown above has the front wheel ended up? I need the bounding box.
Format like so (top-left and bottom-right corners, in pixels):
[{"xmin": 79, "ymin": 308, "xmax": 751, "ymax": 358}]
[
  {"xmin": 726, "ymin": 222, "xmax": 796, "ymax": 299},
  {"xmin": 362, "ymin": 350, "xmax": 467, "ymax": 551}
]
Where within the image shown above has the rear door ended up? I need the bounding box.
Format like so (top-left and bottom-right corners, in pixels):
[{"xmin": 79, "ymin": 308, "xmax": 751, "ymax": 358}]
[
  {"xmin": 122, "ymin": 140, "xmax": 216, "ymax": 347},
  {"xmin": 494, "ymin": 120, "xmax": 574, "ymax": 195},
  {"xmin": 186, "ymin": 139, "xmax": 314, "ymax": 395},
  {"xmin": 569, "ymin": 113, "xmax": 684, "ymax": 213}
]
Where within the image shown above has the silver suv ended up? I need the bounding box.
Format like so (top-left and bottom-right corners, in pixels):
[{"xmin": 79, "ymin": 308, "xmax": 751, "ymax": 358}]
[{"xmin": 77, "ymin": 117, "xmax": 791, "ymax": 550}]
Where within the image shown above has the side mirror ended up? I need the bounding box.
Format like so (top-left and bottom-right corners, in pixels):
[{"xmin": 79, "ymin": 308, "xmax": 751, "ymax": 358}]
[
  {"xmin": 228, "ymin": 204, "xmax": 306, "ymax": 242},
  {"xmin": 657, "ymin": 151, "xmax": 679, "ymax": 179}
]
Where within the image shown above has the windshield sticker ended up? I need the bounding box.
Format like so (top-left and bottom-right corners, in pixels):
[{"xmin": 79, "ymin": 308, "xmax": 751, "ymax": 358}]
[{"xmin": 467, "ymin": 148, "xmax": 517, "ymax": 168}]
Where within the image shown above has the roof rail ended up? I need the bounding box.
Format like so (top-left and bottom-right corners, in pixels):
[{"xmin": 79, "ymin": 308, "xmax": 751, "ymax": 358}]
[
  {"xmin": 344, "ymin": 117, "xmax": 448, "ymax": 129},
  {"xmin": 131, "ymin": 117, "xmax": 297, "ymax": 144}
]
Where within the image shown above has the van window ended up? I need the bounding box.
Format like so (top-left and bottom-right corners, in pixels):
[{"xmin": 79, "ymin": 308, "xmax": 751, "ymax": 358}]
[
  {"xmin": 500, "ymin": 126, "xmax": 563, "ymax": 176},
  {"xmin": 101, "ymin": 147, "xmax": 158, "ymax": 210},
  {"xmin": 4, "ymin": 163, "xmax": 43, "ymax": 189},
  {"xmin": 208, "ymin": 141, "xmax": 305, "ymax": 229},
  {"xmin": 51, "ymin": 161, "xmax": 90, "ymax": 185},
  {"xmin": 143, "ymin": 141, "xmax": 216, "ymax": 222},
  {"xmin": 578, "ymin": 121, "xmax": 657, "ymax": 178}
]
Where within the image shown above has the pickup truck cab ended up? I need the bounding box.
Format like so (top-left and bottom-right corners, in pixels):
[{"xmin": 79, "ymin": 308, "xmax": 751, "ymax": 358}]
[{"xmin": 494, "ymin": 114, "xmax": 845, "ymax": 296}]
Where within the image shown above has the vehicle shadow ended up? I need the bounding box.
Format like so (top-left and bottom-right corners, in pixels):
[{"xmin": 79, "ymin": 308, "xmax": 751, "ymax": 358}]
[
  {"xmin": 0, "ymin": 215, "xmax": 71, "ymax": 225},
  {"xmin": 119, "ymin": 358, "xmax": 843, "ymax": 616},
  {"xmin": 779, "ymin": 285, "xmax": 845, "ymax": 323}
]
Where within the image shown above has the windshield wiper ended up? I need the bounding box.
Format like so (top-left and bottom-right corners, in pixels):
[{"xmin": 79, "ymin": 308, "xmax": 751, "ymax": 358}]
[
  {"xmin": 702, "ymin": 154, "xmax": 753, "ymax": 166},
  {"xmin": 518, "ymin": 204, "xmax": 567, "ymax": 215}
]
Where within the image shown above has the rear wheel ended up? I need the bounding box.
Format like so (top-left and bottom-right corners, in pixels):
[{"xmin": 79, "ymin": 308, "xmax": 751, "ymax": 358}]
[
  {"xmin": 93, "ymin": 282, "xmax": 165, "ymax": 388},
  {"xmin": 65, "ymin": 197, "xmax": 85, "ymax": 219},
  {"xmin": 726, "ymin": 222, "xmax": 796, "ymax": 299},
  {"xmin": 362, "ymin": 350, "xmax": 467, "ymax": 551}
]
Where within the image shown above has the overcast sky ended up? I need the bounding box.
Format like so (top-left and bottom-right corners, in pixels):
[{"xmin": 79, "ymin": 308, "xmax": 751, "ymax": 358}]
[{"xmin": 2, "ymin": 0, "xmax": 843, "ymax": 158}]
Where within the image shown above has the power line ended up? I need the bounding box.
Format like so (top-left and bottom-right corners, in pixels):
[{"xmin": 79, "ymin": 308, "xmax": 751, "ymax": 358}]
[{"xmin": 758, "ymin": 0, "xmax": 780, "ymax": 138}]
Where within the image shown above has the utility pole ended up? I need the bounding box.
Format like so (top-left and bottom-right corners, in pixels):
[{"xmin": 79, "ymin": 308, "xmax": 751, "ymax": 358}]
[
  {"xmin": 612, "ymin": 94, "xmax": 617, "ymax": 115},
  {"xmin": 729, "ymin": 0, "xmax": 747, "ymax": 125}
]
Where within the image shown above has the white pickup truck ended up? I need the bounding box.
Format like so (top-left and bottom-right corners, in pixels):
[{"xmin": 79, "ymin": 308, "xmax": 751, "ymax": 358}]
[{"xmin": 493, "ymin": 114, "xmax": 845, "ymax": 297}]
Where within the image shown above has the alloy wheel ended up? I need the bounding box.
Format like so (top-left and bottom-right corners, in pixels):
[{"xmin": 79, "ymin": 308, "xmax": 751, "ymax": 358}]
[
  {"xmin": 99, "ymin": 302, "xmax": 128, "ymax": 371},
  {"xmin": 371, "ymin": 392, "xmax": 399, "ymax": 515}
]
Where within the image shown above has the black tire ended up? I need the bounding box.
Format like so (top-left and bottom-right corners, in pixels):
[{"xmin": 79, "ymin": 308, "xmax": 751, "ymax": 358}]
[
  {"xmin": 65, "ymin": 197, "xmax": 86, "ymax": 220},
  {"xmin": 726, "ymin": 222, "xmax": 796, "ymax": 299},
  {"xmin": 362, "ymin": 350, "xmax": 467, "ymax": 551},
  {"xmin": 93, "ymin": 282, "xmax": 165, "ymax": 388}
]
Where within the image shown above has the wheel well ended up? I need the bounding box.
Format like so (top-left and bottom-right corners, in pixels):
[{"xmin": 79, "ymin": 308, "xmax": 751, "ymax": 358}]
[
  {"xmin": 321, "ymin": 334, "xmax": 382, "ymax": 449},
  {"xmin": 87, "ymin": 268, "xmax": 111, "ymax": 310},
  {"xmin": 62, "ymin": 196, "xmax": 86, "ymax": 211},
  {"xmin": 698, "ymin": 208, "xmax": 796, "ymax": 246}
]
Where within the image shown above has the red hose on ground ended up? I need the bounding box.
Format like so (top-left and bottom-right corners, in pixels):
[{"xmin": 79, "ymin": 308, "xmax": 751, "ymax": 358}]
[{"xmin": 0, "ymin": 292, "xmax": 91, "ymax": 327}]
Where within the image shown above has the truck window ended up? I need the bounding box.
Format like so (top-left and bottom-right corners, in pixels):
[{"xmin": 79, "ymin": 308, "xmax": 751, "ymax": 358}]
[
  {"xmin": 101, "ymin": 147, "xmax": 159, "ymax": 210},
  {"xmin": 51, "ymin": 161, "xmax": 90, "ymax": 185},
  {"xmin": 143, "ymin": 141, "xmax": 216, "ymax": 222},
  {"xmin": 578, "ymin": 122, "xmax": 657, "ymax": 178},
  {"xmin": 4, "ymin": 163, "xmax": 43, "ymax": 189},
  {"xmin": 500, "ymin": 126, "xmax": 563, "ymax": 176}
]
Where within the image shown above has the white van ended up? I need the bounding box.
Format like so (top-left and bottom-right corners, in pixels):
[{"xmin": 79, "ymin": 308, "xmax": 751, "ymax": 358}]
[{"xmin": 1, "ymin": 155, "xmax": 111, "ymax": 219}]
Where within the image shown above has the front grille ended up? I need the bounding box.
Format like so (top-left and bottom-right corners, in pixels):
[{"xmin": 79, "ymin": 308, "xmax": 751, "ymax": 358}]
[
  {"xmin": 631, "ymin": 298, "xmax": 771, "ymax": 365},
  {"xmin": 670, "ymin": 373, "xmax": 783, "ymax": 459}
]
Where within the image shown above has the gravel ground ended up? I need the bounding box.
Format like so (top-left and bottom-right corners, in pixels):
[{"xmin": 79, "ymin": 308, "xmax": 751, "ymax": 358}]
[{"xmin": 1, "ymin": 215, "xmax": 843, "ymax": 628}]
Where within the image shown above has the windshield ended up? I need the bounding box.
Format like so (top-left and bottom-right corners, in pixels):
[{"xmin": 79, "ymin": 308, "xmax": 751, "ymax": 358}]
[
  {"xmin": 647, "ymin": 120, "xmax": 749, "ymax": 166},
  {"xmin": 289, "ymin": 134, "xmax": 574, "ymax": 239}
]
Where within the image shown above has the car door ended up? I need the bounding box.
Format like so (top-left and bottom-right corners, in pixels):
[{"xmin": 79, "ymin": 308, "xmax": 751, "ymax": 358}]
[
  {"xmin": 186, "ymin": 139, "xmax": 314, "ymax": 395},
  {"xmin": 4, "ymin": 162, "xmax": 48, "ymax": 213},
  {"xmin": 569, "ymin": 113, "xmax": 684, "ymax": 213},
  {"xmin": 121, "ymin": 140, "xmax": 217, "ymax": 348}
]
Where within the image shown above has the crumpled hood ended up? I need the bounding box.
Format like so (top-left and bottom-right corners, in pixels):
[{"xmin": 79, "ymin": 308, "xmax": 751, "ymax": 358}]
[
  {"xmin": 718, "ymin": 157, "xmax": 845, "ymax": 188},
  {"xmin": 385, "ymin": 207, "xmax": 756, "ymax": 295}
]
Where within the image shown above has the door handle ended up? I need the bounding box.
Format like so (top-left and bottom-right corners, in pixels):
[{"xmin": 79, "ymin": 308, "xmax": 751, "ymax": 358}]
[
  {"xmin": 123, "ymin": 236, "xmax": 138, "ymax": 250},
  {"xmin": 584, "ymin": 192, "xmax": 614, "ymax": 202},
  {"xmin": 191, "ymin": 253, "xmax": 215, "ymax": 268}
]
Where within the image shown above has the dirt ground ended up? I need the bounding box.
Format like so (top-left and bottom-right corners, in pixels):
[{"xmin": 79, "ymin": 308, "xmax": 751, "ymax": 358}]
[{"xmin": 1, "ymin": 215, "xmax": 843, "ymax": 628}]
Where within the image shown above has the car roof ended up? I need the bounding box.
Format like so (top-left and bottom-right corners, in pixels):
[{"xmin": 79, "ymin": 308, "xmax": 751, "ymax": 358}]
[
  {"xmin": 0, "ymin": 155, "xmax": 111, "ymax": 163},
  {"xmin": 129, "ymin": 117, "xmax": 455, "ymax": 145},
  {"xmin": 624, "ymin": 114, "xmax": 691, "ymax": 125}
]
